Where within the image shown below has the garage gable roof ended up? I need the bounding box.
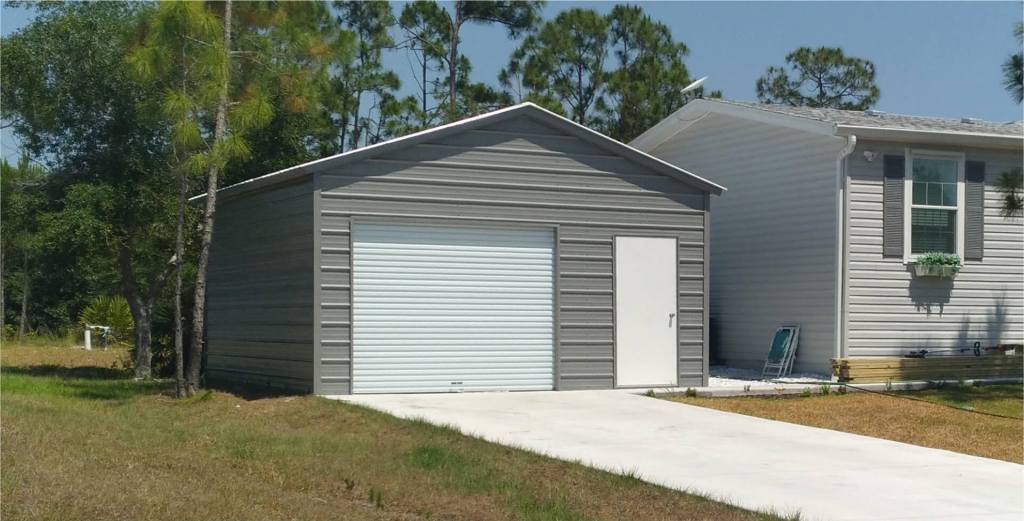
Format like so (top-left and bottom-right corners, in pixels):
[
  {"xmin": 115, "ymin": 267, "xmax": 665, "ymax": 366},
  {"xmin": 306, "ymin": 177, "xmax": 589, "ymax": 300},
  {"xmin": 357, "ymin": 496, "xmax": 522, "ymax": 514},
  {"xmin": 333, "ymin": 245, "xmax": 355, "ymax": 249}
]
[{"xmin": 197, "ymin": 102, "xmax": 724, "ymax": 201}]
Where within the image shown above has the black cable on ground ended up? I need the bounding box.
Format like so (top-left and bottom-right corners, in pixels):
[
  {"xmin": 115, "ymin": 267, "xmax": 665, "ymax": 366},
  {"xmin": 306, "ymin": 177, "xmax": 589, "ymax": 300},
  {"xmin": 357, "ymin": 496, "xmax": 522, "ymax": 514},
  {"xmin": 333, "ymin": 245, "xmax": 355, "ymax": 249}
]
[{"xmin": 778, "ymin": 379, "xmax": 1024, "ymax": 421}]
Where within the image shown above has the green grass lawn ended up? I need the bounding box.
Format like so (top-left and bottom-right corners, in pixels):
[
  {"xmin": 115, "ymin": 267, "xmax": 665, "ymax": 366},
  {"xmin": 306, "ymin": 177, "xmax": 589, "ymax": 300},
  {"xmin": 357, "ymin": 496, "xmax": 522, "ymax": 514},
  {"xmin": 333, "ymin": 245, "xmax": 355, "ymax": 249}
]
[{"xmin": 1, "ymin": 346, "xmax": 792, "ymax": 521}]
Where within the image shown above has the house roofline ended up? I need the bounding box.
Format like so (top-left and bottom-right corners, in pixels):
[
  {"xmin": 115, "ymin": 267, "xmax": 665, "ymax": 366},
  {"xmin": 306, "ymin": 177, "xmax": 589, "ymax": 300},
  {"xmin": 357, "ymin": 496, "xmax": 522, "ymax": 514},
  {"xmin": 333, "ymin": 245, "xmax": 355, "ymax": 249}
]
[
  {"xmin": 631, "ymin": 98, "xmax": 1023, "ymax": 152},
  {"xmin": 192, "ymin": 102, "xmax": 724, "ymax": 203}
]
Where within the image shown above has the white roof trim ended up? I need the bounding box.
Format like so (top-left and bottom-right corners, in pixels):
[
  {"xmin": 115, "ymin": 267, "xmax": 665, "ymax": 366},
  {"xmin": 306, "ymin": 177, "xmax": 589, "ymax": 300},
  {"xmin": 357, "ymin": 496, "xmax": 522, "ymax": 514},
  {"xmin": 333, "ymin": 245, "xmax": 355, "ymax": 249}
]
[
  {"xmin": 836, "ymin": 125, "xmax": 1024, "ymax": 150},
  {"xmin": 630, "ymin": 99, "xmax": 836, "ymax": 152},
  {"xmin": 194, "ymin": 102, "xmax": 724, "ymax": 202}
]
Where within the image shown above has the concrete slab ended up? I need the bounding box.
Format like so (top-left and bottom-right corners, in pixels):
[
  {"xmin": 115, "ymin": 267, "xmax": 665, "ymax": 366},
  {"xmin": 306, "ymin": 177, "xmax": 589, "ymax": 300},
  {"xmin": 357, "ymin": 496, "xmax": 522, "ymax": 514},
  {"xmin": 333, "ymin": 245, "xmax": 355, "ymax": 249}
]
[{"xmin": 334, "ymin": 390, "xmax": 1024, "ymax": 521}]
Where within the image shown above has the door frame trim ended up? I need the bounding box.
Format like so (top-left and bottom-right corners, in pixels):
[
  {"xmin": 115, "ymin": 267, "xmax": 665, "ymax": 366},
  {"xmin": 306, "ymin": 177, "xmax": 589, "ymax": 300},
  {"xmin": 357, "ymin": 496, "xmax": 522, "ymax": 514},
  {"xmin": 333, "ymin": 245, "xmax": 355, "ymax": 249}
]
[{"xmin": 612, "ymin": 234, "xmax": 680, "ymax": 389}]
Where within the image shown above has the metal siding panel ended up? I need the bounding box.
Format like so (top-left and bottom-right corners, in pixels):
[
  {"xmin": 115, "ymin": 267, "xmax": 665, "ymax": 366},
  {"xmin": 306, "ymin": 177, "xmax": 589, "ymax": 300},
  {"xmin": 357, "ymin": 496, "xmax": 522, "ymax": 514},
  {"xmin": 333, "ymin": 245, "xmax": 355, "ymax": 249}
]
[
  {"xmin": 845, "ymin": 141, "xmax": 1024, "ymax": 357},
  {"xmin": 206, "ymin": 180, "xmax": 315, "ymax": 393},
  {"xmin": 351, "ymin": 222, "xmax": 555, "ymax": 393},
  {"xmin": 320, "ymin": 199, "xmax": 702, "ymax": 229}
]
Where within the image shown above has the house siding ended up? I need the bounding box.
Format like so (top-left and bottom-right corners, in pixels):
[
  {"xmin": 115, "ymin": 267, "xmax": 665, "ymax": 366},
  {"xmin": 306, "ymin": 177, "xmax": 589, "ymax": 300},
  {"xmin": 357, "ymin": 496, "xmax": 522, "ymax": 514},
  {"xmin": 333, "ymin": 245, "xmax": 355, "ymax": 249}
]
[
  {"xmin": 648, "ymin": 113, "xmax": 846, "ymax": 374},
  {"xmin": 844, "ymin": 141, "xmax": 1024, "ymax": 356},
  {"xmin": 315, "ymin": 114, "xmax": 709, "ymax": 394},
  {"xmin": 206, "ymin": 179, "xmax": 316, "ymax": 392}
]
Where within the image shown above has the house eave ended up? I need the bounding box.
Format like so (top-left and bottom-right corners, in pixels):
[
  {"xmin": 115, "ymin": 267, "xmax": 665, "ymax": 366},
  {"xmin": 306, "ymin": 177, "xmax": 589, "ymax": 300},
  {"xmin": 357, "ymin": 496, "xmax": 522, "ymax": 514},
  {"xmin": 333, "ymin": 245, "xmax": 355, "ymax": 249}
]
[
  {"xmin": 835, "ymin": 125, "xmax": 1024, "ymax": 150},
  {"xmin": 630, "ymin": 98, "xmax": 837, "ymax": 152}
]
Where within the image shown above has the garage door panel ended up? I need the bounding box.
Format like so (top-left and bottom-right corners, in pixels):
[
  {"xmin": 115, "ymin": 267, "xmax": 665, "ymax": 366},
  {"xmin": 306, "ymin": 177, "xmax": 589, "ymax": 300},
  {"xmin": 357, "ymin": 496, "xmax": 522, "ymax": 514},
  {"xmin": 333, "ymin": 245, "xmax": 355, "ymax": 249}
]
[{"xmin": 352, "ymin": 222, "xmax": 555, "ymax": 393}]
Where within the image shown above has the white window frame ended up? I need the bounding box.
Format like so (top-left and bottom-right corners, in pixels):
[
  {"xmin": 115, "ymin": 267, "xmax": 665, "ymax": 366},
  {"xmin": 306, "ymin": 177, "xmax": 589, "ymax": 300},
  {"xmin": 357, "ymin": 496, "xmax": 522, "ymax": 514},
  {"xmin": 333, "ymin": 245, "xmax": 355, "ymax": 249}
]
[{"xmin": 903, "ymin": 148, "xmax": 965, "ymax": 263}]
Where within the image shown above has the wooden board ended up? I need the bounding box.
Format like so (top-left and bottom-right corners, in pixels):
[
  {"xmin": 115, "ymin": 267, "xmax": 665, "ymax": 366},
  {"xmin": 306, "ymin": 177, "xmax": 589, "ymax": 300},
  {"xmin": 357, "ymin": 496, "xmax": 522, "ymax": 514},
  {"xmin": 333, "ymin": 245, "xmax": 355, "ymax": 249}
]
[{"xmin": 832, "ymin": 355, "xmax": 1023, "ymax": 383}]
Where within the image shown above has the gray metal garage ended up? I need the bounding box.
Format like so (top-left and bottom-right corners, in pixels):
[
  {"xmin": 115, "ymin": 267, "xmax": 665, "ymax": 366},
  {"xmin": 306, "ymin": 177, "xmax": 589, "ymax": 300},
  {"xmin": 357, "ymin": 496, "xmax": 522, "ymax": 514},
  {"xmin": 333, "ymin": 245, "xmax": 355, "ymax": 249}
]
[{"xmin": 201, "ymin": 102, "xmax": 724, "ymax": 395}]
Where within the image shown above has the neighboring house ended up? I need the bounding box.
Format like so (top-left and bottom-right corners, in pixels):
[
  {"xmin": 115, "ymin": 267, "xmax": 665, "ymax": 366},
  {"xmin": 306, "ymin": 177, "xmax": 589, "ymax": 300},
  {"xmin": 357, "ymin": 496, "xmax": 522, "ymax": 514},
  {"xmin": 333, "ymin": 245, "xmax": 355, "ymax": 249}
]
[
  {"xmin": 199, "ymin": 102, "xmax": 723, "ymax": 395},
  {"xmin": 633, "ymin": 99, "xmax": 1023, "ymax": 375}
]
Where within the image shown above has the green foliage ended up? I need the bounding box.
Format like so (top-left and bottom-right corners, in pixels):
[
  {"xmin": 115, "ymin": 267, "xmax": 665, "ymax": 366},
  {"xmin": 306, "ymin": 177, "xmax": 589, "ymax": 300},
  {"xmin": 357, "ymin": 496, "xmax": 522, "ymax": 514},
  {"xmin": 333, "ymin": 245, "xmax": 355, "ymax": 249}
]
[
  {"xmin": 1003, "ymin": 22, "xmax": 1023, "ymax": 104},
  {"xmin": 995, "ymin": 166, "xmax": 1023, "ymax": 218},
  {"xmin": 507, "ymin": 8, "xmax": 609, "ymax": 126},
  {"xmin": 79, "ymin": 296, "xmax": 135, "ymax": 346},
  {"xmin": 329, "ymin": 1, "xmax": 400, "ymax": 151},
  {"xmin": 1, "ymin": 2, "xmax": 169, "ymax": 335},
  {"xmin": 399, "ymin": 1, "xmax": 543, "ymax": 124},
  {"xmin": 915, "ymin": 252, "xmax": 962, "ymax": 267},
  {"xmin": 503, "ymin": 4, "xmax": 709, "ymax": 140},
  {"xmin": 756, "ymin": 47, "xmax": 880, "ymax": 110},
  {"xmin": 600, "ymin": 5, "xmax": 711, "ymax": 141}
]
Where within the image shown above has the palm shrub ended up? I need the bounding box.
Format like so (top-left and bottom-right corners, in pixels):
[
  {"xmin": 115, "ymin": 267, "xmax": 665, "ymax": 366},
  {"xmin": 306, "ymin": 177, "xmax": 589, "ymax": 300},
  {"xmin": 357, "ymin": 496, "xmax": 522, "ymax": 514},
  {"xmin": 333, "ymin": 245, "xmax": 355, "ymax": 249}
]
[
  {"xmin": 996, "ymin": 167, "xmax": 1023, "ymax": 218},
  {"xmin": 79, "ymin": 296, "xmax": 134, "ymax": 347}
]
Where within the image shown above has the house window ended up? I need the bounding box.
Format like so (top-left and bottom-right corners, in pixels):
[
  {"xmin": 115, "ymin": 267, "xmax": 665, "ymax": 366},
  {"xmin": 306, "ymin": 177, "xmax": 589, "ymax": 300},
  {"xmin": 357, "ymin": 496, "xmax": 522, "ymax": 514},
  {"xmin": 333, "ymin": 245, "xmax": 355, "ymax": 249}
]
[{"xmin": 904, "ymin": 150, "xmax": 965, "ymax": 260}]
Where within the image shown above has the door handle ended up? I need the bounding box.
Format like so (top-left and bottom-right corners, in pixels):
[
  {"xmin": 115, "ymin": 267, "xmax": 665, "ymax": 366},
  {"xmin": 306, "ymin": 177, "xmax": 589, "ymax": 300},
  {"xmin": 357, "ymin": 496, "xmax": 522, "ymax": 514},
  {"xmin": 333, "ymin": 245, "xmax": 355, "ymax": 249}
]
[{"xmin": 668, "ymin": 312, "xmax": 676, "ymax": 327}]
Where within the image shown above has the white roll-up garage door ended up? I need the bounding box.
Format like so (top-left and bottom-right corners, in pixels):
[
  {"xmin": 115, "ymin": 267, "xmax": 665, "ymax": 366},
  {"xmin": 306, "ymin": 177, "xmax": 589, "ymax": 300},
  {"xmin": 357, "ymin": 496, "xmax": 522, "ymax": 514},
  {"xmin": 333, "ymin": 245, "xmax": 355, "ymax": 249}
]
[{"xmin": 351, "ymin": 222, "xmax": 555, "ymax": 393}]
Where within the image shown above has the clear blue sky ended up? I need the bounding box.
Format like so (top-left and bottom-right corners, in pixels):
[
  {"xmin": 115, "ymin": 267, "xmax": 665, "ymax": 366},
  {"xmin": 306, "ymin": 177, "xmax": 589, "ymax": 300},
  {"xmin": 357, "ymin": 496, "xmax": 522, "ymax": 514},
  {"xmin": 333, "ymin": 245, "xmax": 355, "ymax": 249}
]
[{"xmin": 3, "ymin": 1, "xmax": 1022, "ymax": 161}]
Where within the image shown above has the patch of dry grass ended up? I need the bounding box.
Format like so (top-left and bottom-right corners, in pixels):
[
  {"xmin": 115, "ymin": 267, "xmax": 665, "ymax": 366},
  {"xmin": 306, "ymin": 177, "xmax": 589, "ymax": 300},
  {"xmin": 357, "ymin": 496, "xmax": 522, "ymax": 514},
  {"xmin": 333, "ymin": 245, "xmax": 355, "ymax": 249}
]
[
  {"xmin": 670, "ymin": 388, "xmax": 1023, "ymax": 463},
  {"xmin": 1, "ymin": 346, "xmax": 789, "ymax": 521},
  {"xmin": 1, "ymin": 344, "xmax": 128, "ymax": 369}
]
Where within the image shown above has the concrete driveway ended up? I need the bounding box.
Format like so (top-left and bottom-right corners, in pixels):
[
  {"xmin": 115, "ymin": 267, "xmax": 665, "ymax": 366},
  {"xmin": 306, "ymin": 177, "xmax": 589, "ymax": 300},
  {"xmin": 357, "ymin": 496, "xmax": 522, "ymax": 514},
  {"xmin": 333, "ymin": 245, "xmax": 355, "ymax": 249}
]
[{"xmin": 337, "ymin": 390, "xmax": 1024, "ymax": 521}]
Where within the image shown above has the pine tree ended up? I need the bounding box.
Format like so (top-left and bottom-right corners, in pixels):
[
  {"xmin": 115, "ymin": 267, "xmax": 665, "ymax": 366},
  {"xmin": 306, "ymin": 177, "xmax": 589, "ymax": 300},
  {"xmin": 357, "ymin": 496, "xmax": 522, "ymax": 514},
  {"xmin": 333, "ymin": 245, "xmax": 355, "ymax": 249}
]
[
  {"xmin": 332, "ymin": 1, "xmax": 399, "ymax": 151},
  {"xmin": 130, "ymin": 1, "xmax": 341, "ymax": 395},
  {"xmin": 756, "ymin": 47, "xmax": 880, "ymax": 110},
  {"xmin": 503, "ymin": 8, "xmax": 609, "ymax": 126},
  {"xmin": 1003, "ymin": 22, "xmax": 1023, "ymax": 104},
  {"xmin": 399, "ymin": 1, "xmax": 542, "ymax": 123}
]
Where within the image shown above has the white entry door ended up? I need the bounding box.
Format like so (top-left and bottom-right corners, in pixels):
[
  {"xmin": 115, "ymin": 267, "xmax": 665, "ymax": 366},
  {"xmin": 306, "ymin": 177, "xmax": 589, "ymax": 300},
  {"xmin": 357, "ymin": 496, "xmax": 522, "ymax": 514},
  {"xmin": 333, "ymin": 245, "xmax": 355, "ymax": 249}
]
[
  {"xmin": 351, "ymin": 222, "xmax": 555, "ymax": 393},
  {"xmin": 614, "ymin": 237, "xmax": 678, "ymax": 387}
]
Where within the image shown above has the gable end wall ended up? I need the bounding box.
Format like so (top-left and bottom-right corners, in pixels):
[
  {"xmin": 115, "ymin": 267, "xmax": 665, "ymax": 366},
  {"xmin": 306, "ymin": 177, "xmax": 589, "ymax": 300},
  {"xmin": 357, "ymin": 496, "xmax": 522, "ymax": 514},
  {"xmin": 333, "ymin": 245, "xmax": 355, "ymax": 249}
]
[
  {"xmin": 649, "ymin": 113, "xmax": 846, "ymax": 374},
  {"xmin": 314, "ymin": 114, "xmax": 710, "ymax": 394}
]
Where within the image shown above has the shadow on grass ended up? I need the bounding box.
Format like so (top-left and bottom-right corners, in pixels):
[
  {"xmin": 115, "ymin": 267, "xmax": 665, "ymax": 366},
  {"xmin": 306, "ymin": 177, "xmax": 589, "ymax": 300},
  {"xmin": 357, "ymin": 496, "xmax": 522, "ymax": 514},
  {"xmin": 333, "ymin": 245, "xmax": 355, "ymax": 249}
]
[
  {"xmin": 1, "ymin": 364, "xmax": 128, "ymax": 380},
  {"xmin": 1, "ymin": 366, "xmax": 168, "ymax": 402},
  {"xmin": 910, "ymin": 384, "xmax": 1023, "ymax": 403},
  {"xmin": 205, "ymin": 380, "xmax": 302, "ymax": 401}
]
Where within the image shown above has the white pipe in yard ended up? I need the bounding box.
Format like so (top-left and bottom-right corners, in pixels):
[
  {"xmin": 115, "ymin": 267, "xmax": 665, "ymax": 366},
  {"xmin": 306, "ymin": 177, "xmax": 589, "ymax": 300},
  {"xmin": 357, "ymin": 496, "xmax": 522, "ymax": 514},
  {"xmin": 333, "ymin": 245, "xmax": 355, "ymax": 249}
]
[{"xmin": 84, "ymin": 329, "xmax": 92, "ymax": 350}]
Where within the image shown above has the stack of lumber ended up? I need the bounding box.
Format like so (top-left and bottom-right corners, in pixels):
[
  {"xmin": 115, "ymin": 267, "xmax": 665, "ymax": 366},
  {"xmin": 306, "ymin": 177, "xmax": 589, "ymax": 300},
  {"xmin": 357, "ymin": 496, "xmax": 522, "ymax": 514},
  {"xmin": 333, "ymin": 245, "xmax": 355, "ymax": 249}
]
[{"xmin": 832, "ymin": 355, "xmax": 1023, "ymax": 383}]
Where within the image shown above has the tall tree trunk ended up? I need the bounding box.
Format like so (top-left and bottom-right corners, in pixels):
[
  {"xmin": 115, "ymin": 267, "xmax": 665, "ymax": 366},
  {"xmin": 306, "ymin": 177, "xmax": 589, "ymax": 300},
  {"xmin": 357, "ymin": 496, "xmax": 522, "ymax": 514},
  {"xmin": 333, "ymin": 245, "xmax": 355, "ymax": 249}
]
[
  {"xmin": 447, "ymin": 15, "xmax": 460, "ymax": 121},
  {"xmin": 134, "ymin": 307, "xmax": 153, "ymax": 378},
  {"xmin": 173, "ymin": 168, "xmax": 186, "ymax": 397},
  {"xmin": 1, "ymin": 238, "xmax": 6, "ymax": 336},
  {"xmin": 119, "ymin": 243, "xmax": 173, "ymax": 379},
  {"xmin": 351, "ymin": 90, "xmax": 362, "ymax": 149},
  {"xmin": 17, "ymin": 251, "xmax": 28, "ymax": 341},
  {"xmin": 187, "ymin": 0, "xmax": 233, "ymax": 396},
  {"xmin": 421, "ymin": 46, "xmax": 428, "ymax": 124},
  {"xmin": 119, "ymin": 243, "xmax": 151, "ymax": 379}
]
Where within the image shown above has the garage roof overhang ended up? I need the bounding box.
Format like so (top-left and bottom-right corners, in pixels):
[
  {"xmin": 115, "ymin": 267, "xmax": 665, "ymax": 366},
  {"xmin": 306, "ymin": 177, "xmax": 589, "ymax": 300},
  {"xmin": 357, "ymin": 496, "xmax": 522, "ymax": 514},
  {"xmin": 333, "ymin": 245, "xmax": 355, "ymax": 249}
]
[{"xmin": 193, "ymin": 102, "xmax": 725, "ymax": 203}]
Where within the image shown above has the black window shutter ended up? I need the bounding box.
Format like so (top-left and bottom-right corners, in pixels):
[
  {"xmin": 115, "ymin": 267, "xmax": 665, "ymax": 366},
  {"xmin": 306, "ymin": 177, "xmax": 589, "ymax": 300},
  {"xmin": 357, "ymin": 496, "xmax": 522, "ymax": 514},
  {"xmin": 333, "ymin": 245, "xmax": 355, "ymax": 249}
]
[
  {"xmin": 964, "ymin": 160, "xmax": 985, "ymax": 261},
  {"xmin": 882, "ymin": 155, "xmax": 905, "ymax": 257}
]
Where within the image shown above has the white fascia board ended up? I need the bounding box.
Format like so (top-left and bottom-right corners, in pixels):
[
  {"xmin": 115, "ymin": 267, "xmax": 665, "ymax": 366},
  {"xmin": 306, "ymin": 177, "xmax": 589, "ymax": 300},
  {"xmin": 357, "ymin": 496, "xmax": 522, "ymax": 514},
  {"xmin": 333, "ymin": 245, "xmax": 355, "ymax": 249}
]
[
  {"xmin": 631, "ymin": 99, "xmax": 837, "ymax": 152},
  {"xmin": 836, "ymin": 125, "xmax": 1024, "ymax": 150}
]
